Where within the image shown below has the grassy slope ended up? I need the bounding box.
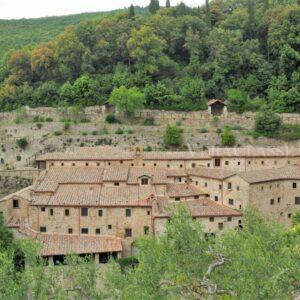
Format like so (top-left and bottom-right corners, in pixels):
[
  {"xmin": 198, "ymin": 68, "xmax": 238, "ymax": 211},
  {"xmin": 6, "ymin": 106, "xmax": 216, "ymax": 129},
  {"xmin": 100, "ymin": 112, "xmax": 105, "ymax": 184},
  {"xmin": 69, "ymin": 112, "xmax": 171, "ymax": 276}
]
[{"xmin": 0, "ymin": 7, "xmax": 148, "ymax": 59}]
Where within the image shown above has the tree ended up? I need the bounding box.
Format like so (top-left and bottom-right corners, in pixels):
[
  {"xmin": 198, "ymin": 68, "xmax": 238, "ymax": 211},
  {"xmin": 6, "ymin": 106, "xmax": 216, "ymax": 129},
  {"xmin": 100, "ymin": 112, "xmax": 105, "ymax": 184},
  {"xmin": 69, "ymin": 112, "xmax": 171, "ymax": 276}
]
[
  {"xmin": 221, "ymin": 130, "xmax": 236, "ymax": 147},
  {"xmin": 255, "ymin": 107, "xmax": 282, "ymax": 136},
  {"xmin": 0, "ymin": 214, "xmax": 13, "ymax": 249},
  {"xmin": 164, "ymin": 124, "xmax": 183, "ymax": 146},
  {"xmin": 245, "ymin": 0, "xmax": 254, "ymax": 39},
  {"xmin": 227, "ymin": 89, "xmax": 248, "ymax": 114},
  {"xmin": 16, "ymin": 137, "xmax": 28, "ymax": 149},
  {"xmin": 109, "ymin": 86, "xmax": 145, "ymax": 117},
  {"xmin": 166, "ymin": 0, "xmax": 170, "ymax": 8},
  {"xmin": 205, "ymin": 0, "xmax": 211, "ymax": 28},
  {"xmin": 129, "ymin": 4, "xmax": 135, "ymax": 18},
  {"xmin": 149, "ymin": 0, "xmax": 160, "ymax": 14}
]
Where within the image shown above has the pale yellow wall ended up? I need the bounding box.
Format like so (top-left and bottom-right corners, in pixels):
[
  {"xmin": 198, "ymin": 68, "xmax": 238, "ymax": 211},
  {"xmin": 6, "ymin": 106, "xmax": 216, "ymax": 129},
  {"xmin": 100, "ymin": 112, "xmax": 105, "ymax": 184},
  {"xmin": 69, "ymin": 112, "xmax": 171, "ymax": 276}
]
[{"xmin": 0, "ymin": 197, "xmax": 30, "ymax": 222}]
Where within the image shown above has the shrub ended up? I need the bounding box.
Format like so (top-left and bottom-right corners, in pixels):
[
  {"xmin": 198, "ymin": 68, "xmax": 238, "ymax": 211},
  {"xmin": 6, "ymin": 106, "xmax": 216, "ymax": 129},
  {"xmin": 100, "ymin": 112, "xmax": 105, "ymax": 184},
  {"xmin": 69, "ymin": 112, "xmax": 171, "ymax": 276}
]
[
  {"xmin": 115, "ymin": 128, "xmax": 124, "ymax": 135},
  {"xmin": 127, "ymin": 129, "xmax": 134, "ymax": 134},
  {"xmin": 143, "ymin": 118, "xmax": 155, "ymax": 126},
  {"xmin": 118, "ymin": 256, "xmax": 139, "ymax": 271},
  {"xmin": 45, "ymin": 117, "xmax": 53, "ymax": 122},
  {"xmin": 144, "ymin": 146, "xmax": 152, "ymax": 152},
  {"xmin": 16, "ymin": 138, "xmax": 28, "ymax": 149},
  {"xmin": 16, "ymin": 155, "xmax": 21, "ymax": 161},
  {"xmin": 255, "ymin": 108, "xmax": 282, "ymax": 136},
  {"xmin": 164, "ymin": 125, "xmax": 183, "ymax": 147},
  {"xmin": 101, "ymin": 126, "xmax": 109, "ymax": 134},
  {"xmin": 216, "ymin": 128, "xmax": 222, "ymax": 134},
  {"xmin": 36, "ymin": 123, "xmax": 43, "ymax": 129},
  {"xmin": 92, "ymin": 130, "xmax": 98, "ymax": 135},
  {"xmin": 14, "ymin": 107, "xmax": 28, "ymax": 124},
  {"xmin": 221, "ymin": 130, "xmax": 236, "ymax": 147},
  {"xmin": 63, "ymin": 122, "xmax": 70, "ymax": 131},
  {"xmin": 212, "ymin": 116, "xmax": 219, "ymax": 127},
  {"xmin": 33, "ymin": 115, "xmax": 40, "ymax": 122},
  {"xmin": 276, "ymin": 124, "xmax": 300, "ymax": 141},
  {"xmin": 106, "ymin": 114, "xmax": 120, "ymax": 124},
  {"xmin": 82, "ymin": 132, "xmax": 87, "ymax": 136},
  {"xmin": 198, "ymin": 128, "xmax": 208, "ymax": 133},
  {"xmin": 54, "ymin": 131, "xmax": 62, "ymax": 136},
  {"xmin": 79, "ymin": 142, "xmax": 85, "ymax": 147}
]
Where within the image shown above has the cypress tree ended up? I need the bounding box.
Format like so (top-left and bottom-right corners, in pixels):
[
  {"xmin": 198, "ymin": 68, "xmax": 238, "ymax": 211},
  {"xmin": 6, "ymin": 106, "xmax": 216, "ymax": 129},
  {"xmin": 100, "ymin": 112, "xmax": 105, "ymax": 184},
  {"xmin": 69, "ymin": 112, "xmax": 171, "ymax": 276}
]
[
  {"xmin": 149, "ymin": 0, "xmax": 160, "ymax": 14},
  {"xmin": 129, "ymin": 4, "xmax": 135, "ymax": 18},
  {"xmin": 166, "ymin": 0, "xmax": 170, "ymax": 8},
  {"xmin": 205, "ymin": 0, "xmax": 211, "ymax": 28},
  {"xmin": 246, "ymin": 0, "xmax": 254, "ymax": 39}
]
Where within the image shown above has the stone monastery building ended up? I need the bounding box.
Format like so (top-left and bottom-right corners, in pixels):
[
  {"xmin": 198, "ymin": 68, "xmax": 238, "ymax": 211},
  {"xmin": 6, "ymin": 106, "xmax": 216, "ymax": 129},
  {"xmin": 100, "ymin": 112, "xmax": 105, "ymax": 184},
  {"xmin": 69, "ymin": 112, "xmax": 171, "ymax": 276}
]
[{"xmin": 1, "ymin": 146, "xmax": 300, "ymax": 263}]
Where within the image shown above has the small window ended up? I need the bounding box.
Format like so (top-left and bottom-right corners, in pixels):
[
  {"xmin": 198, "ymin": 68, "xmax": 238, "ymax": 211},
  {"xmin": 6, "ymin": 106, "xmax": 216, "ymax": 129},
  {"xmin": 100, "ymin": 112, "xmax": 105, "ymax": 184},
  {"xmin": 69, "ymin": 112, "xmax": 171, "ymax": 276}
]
[
  {"xmin": 72, "ymin": 163, "xmax": 75, "ymax": 166},
  {"xmin": 237, "ymin": 161, "xmax": 240, "ymax": 166},
  {"xmin": 95, "ymin": 228, "xmax": 100, "ymax": 235},
  {"xmin": 144, "ymin": 226, "xmax": 150, "ymax": 235},
  {"xmin": 49, "ymin": 209, "xmax": 54, "ymax": 216},
  {"xmin": 108, "ymin": 225, "xmax": 112, "ymax": 230},
  {"xmin": 237, "ymin": 186, "xmax": 240, "ymax": 191},
  {"xmin": 261, "ymin": 161, "xmax": 264, "ymax": 165},
  {"xmin": 131, "ymin": 163, "xmax": 134, "ymax": 166},
  {"xmin": 270, "ymin": 199, "xmax": 275, "ymax": 205},
  {"xmin": 204, "ymin": 182, "xmax": 208, "ymax": 187},
  {"xmin": 207, "ymin": 163, "xmax": 210, "ymax": 167},
  {"xmin": 51, "ymin": 163, "xmax": 54, "ymax": 166},
  {"xmin": 81, "ymin": 207, "xmax": 88, "ymax": 216},
  {"xmin": 120, "ymin": 160, "xmax": 123, "ymax": 164},
  {"xmin": 227, "ymin": 183, "xmax": 232, "ymax": 190},
  {"xmin": 141, "ymin": 178, "xmax": 149, "ymax": 185},
  {"xmin": 65, "ymin": 209, "xmax": 70, "ymax": 216},
  {"xmin": 147, "ymin": 210, "xmax": 151, "ymax": 216},
  {"xmin": 228, "ymin": 199, "xmax": 234, "ymax": 205},
  {"xmin": 81, "ymin": 228, "xmax": 88, "ymax": 234},
  {"xmin": 227, "ymin": 217, "xmax": 232, "ymax": 222},
  {"xmin": 125, "ymin": 228, "xmax": 132, "ymax": 237},
  {"xmin": 167, "ymin": 164, "xmax": 170, "ymax": 168},
  {"xmin": 192, "ymin": 163, "xmax": 196, "ymax": 168},
  {"xmin": 214, "ymin": 196, "xmax": 218, "ymax": 201},
  {"xmin": 261, "ymin": 186, "xmax": 264, "ymax": 191},
  {"xmin": 180, "ymin": 164, "xmax": 183, "ymax": 168},
  {"xmin": 13, "ymin": 199, "xmax": 19, "ymax": 208},
  {"xmin": 40, "ymin": 227, "xmax": 47, "ymax": 233},
  {"xmin": 225, "ymin": 161, "xmax": 229, "ymax": 165},
  {"xmin": 68, "ymin": 228, "xmax": 73, "ymax": 234},
  {"xmin": 97, "ymin": 162, "xmax": 100, "ymax": 166},
  {"xmin": 274, "ymin": 160, "xmax": 277, "ymax": 165},
  {"xmin": 209, "ymin": 217, "xmax": 214, "ymax": 222},
  {"xmin": 248, "ymin": 161, "xmax": 251, "ymax": 165},
  {"xmin": 218, "ymin": 223, "xmax": 224, "ymax": 230},
  {"xmin": 108, "ymin": 162, "xmax": 111, "ymax": 166},
  {"xmin": 288, "ymin": 213, "xmax": 292, "ymax": 218},
  {"xmin": 154, "ymin": 163, "xmax": 157, "ymax": 167},
  {"xmin": 175, "ymin": 197, "xmax": 180, "ymax": 201},
  {"xmin": 194, "ymin": 195, "xmax": 199, "ymax": 199},
  {"xmin": 126, "ymin": 209, "xmax": 131, "ymax": 217},
  {"xmin": 98, "ymin": 209, "xmax": 103, "ymax": 217},
  {"xmin": 85, "ymin": 162, "xmax": 89, "ymax": 166},
  {"xmin": 219, "ymin": 184, "xmax": 222, "ymax": 190},
  {"xmin": 61, "ymin": 163, "xmax": 64, "ymax": 166},
  {"xmin": 41, "ymin": 207, "xmax": 46, "ymax": 212},
  {"xmin": 114, "ymin": 182, "xmax": 120, "ymax": 186},
  {"xmin": 295, "ymin": 197, "xmax": 300, "ymax": 205},
  {"xmin": 143, "ymin": 163, "xmax": 146, "ymax": 166},
  {"xmin": 214, "ymin": 159, "xmax": 220, "ymax": 167},
  {"xmin": 277, "ymin": 197, "xmax": 281, "ymax": 203},
  {"xmin": 293, "ymin": 182, "xmax": 297, "ymax": 189}
]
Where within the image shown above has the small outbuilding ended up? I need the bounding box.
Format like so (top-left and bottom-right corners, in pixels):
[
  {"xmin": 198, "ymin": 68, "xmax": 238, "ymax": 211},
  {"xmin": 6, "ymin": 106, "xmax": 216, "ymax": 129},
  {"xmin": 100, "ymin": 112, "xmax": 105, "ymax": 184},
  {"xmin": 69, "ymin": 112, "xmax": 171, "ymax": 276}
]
[{"xmin": 207, "ymin": 99, "xmax": 227, "ymax": 116}]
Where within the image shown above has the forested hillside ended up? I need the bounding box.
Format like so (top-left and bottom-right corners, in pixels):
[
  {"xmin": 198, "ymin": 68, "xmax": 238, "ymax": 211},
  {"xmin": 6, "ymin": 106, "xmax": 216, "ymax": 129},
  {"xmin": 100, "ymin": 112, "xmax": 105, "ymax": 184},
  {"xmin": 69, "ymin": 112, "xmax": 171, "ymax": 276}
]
[{"xmin": 0, "ymin": 1, "xmax": 299, "ymax": 113}]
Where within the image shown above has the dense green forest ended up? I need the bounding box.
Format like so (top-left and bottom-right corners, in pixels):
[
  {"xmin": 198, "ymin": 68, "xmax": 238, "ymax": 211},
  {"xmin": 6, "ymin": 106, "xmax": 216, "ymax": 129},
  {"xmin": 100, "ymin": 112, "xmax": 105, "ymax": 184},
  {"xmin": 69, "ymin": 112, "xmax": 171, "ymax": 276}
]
[
  {"xmin": 0, "ymin": 0, "xmax": 299, "ymax": 113},
  {"xmin": 0, "ymin": 7, "xmax": 148, "ymax": 59}
]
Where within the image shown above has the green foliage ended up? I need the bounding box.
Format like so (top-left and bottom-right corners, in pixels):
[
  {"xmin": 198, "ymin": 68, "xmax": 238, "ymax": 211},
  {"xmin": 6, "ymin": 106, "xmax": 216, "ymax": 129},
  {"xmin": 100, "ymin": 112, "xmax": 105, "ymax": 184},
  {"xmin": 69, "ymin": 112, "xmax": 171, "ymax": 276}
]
[
  {"xmin": 0, "ymin": 214, "xmax": 14, "ymax": 249},
  {"xmin": 16, "ymin": 155, "xmax": 21, "ymax": 161},
  {"xmin": 276, "ymin": 124, "xmax": 300, "ymax": 141},
  {"xmin": 143, "ymin": 117, "xmax": 155, "ymax": 126},
  {"xmin": 291, "ymin": 211, "xmax": 300, "ymax": 227},
  {"xmin": 105, "ymin": 114, "xmax": 121, "ymax": 124},
  {"xmin": 109, "ymin": 86, "xmax": 145, "ymax": 116},
  {"xmin": 255, "ymin": 108, "xmax": 282, "ymax": 137},
  {"xmin": 164, "ymin": 124, "xmax": 183, "ymax": 147},
  {"xmin": 227, "ymin": 89, "xmax": 248, "ymax": 114},
  {"xmin": 16, "ymin": 137, "xmax": 28, "ymax": 149},
  {"xmin": 221, "ymin": 130, "xmax": 236, "ymax": 147},
  {"xmin": 149, "ymin": 0, "xmax": 160, "ymax": 14},
  {"xmin": 115, "ymin": 128, "xmax": 124, "ymax": 135}
]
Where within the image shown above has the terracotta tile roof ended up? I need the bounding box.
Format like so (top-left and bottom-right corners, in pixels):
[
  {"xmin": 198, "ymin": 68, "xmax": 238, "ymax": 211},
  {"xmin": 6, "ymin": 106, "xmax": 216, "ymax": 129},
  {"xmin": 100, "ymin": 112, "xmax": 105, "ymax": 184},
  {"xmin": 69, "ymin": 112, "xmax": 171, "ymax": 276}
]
[
  {"xmin": 127, "ymin": 167, "xmax": 167, "ymax": 184},
  {"xmin": 153, "ymin": 198, "xmax": 242, "ymax": 218},
  {"xmin": 18, "ymin": 224, "xmax": 122, "ymax": 256},
  {"xmin": 0, "ymin": 186, "xmax": 33, "ymax": 202},
  {"xmin": 167, "ymin": 183, "xmax": 206, "ymax": 197},
  {"xmin": 34, "ymin": 167, "xmax": 104, "ymax": 192},
  {"xmin": 188, "ymin": 167, "xmax": 236, "ymax": 180},
  {"xmin": 143, "ymin": 151, "xmax": 210, "ymax": 160},
  {"xmin": 32, "ymin": 185, "xmax": 155, "ymax": 207},
  {"xmin": 207, "ymin": 99, "xmax": 227, "ymax": 106},
  {"xmin": 102, "ymin": 166, "xmax": 129, "ymax": 182},
  {"xmin": 238, "ymin": 165, "xmax": 300, "ymax": 184},
  {"xmin": 166, "ymin": 169, "xmax": 188, "ymax": 177},
  {"xmin": 6, "ymin": 216, "xmax": 22, "ymax": 228},
  {"xmin": 209, "ymin": 147, "xmax": 300, "ymax": 158}
]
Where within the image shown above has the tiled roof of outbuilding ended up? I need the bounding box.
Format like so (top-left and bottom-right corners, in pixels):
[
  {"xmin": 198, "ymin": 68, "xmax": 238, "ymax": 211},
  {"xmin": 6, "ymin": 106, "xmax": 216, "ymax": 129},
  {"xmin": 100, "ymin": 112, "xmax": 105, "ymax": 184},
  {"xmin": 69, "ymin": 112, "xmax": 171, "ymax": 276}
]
[
  {"xmin": 188, "ymin": 167, "xmax": 236, "ymax": 180},
  {"xmin": 167, "ymin": 183, "xmax": 205, "ymax": 197}
]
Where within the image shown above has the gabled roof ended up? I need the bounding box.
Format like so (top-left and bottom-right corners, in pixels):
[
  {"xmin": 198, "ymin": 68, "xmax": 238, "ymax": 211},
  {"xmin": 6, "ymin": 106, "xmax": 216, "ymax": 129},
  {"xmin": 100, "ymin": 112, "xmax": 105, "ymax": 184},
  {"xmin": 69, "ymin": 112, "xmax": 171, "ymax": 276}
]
[
  {"xmin": 0, "ymin": 186, "xmax": 33, "ymax": 202},
  {"xmin": 167, "ymin": 183, "xmax": 205, "ymax": 197},
  {"xmin": 207, "ymin": 99, "xmax": 227, "ymax": 106},
  {"xmin": 128, "ymin": 167, "xmax": 167, "ymax": 184},
  {"xmin": 237, "ymin": 165, "xmax": 300, "ymax": 184},
  {"xmin": 188, "ymin": 167, "xmax": 236, "ymax": 180},
  {"xmin": 153, "ymin": 198, "xmax": 242, "ymax": 218}
]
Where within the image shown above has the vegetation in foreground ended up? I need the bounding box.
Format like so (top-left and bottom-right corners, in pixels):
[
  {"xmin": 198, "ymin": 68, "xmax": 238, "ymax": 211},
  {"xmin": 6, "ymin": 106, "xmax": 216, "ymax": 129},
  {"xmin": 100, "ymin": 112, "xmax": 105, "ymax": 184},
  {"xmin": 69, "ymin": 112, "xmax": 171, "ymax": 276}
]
[
  {"xmin": 0, "ymin": 208, "xmax": 299, "ymax": 299},
  {"xmin": 0, "ymin": 0, "xmax": 299, "ymax": 114}
]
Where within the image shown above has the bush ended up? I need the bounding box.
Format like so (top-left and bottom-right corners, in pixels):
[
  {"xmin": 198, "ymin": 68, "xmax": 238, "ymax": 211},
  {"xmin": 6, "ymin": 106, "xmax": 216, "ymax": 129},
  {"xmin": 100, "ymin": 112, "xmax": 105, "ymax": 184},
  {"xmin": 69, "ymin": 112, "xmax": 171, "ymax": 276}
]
[
  {"xmin": 33, "ymin": 115, "xmax": 40, "ymax": 122},
  {"xmin": 54, "ymin": 131, "xmax": 62, "ymax": 136},
  {"xmin": 106, "ymin": 114, "xmax": 120, "ymax": 124},
  {"xmin": 16, "ymin": 138, "xmax": 28, "ymax": 149},
  {"xmin": 143, "ymin": 118, "xmax": 155, "ymax": 126},
  {"xmin": 276, "ymin": 124, "xmax": 300, "ymax": 141},
  {"xmin": 45, "ymin": 117, "xmax": 53, "ymax": 122},
  {"xmin": 216, "ymin": 128, "xmax": 222, "ymax": 134},
  {"xmin": 127, "ymin": 129, "xmax": 134, "ymax": 134},
  {"xmin": 63, "ymin": 122, "xmax": 70, "ymax": 131},
  {"xmin": 198, "ymin": 128, "xmax": 208, "ymax": 133},
  {"xmin": 36, "ymin": 123, "xmax": 43, "ymax": 129},
  {"xmin": 221, "ymin": 130, "xmax": 236, "ymax": 147},
  {"xmin": 92, "ymin": 130, "xmax": 98, "ymax": 135},
  {"xmin": 164, "ymin": 125, "xmax": 183, "ymax": 147},
  {"xmin": 16, "ymin": 155, "xmax": 21, "ymax": 161},
  {"xmin": 115, "ymin": 128, "xmax": 124, "ymax": 135},
  {"xmin": 118, "ymin": 256, "xmax": 139, "ymax": 271},
  {"xmin": 255, "ymin": 108, "xmax": 282, "ymax": 137},
  {"xmin": 144, "ymin": 146, "xmax": 152, "ymax": 152}
]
